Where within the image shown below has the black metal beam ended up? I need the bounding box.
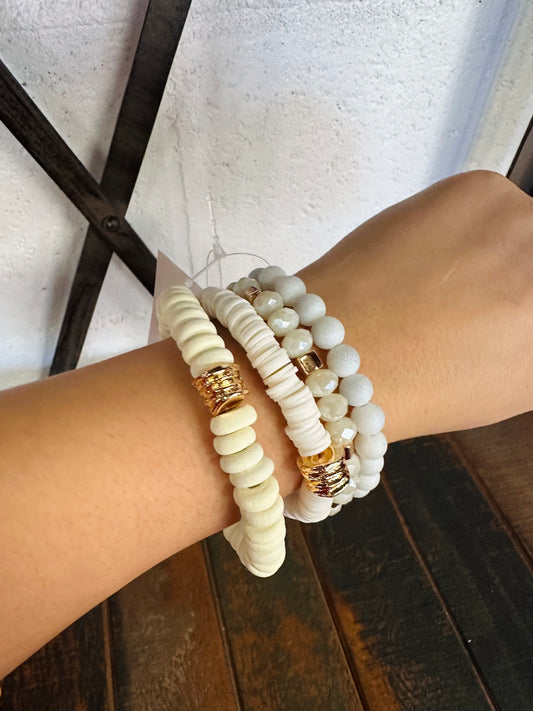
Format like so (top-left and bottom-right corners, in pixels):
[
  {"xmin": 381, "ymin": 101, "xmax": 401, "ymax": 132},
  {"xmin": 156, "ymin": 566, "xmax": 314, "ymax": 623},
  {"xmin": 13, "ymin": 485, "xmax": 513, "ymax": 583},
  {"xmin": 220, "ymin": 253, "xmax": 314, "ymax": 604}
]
[{"xmin": 49, "ymin": 0, "xmax": 192, "ymax": 374}]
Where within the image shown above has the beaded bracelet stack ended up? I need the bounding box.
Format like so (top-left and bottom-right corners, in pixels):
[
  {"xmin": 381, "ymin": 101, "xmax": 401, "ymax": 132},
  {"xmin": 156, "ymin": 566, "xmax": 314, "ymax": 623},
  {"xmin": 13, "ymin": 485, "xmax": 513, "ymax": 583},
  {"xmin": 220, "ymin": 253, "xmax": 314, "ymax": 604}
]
[
  {"xmin": 156, "ymin": 264, "xmax": 387, "ymax": 576},
  {"xmin": 156, "ymin": 285, "xmax": 286, "ymax": 577}
]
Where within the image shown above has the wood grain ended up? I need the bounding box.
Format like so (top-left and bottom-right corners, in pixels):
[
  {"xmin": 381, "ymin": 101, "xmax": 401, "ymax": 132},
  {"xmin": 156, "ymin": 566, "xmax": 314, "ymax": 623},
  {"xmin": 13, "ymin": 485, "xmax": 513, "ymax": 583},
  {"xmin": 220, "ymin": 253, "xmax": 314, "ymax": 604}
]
[
  {"xmin": 206, "ymin": 519, "xmax": 362, "ymax": 711},
  {"xmin": 384, "ymin": 436, "xmax": 533, "ymax": 710},
  {"xmin": 109, "ymin": 542, "xmax": 239, "ymax": 711},
  {"xmin": 304, "ymin": 475, "xmax": 495, "ymax": 711},
  {"xmin": 452, "ymin": 412, "xmax": 533, "ymax": 556},
  {"xmin": 1, "ymin": 605, "xmax": 112, "ymax": 711}
]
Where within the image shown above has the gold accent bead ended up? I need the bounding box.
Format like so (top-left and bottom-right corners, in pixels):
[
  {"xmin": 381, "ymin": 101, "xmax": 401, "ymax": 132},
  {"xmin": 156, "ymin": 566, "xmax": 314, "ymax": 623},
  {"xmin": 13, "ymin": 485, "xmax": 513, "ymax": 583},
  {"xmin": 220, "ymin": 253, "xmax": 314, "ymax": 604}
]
[
  {"xmin": 193, "ymin": 363, "xmax": 249, "ymax": 416},
  {"xmin": 242, "ymin": 285, "xmax": 262, "ymax": 304},
  {"xmin": 297, "ymin": 444, "xmax": 351, "ymax": 498},
  {"xmin": 295, "ymin": 349, "xmax": 323, "ymax": 375}
]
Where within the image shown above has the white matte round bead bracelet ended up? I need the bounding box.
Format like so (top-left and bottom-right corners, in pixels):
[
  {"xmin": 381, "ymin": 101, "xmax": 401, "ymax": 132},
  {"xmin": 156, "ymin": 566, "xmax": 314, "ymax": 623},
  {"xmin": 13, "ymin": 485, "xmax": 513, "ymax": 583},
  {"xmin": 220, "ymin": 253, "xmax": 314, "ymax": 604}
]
[
  {"xmin": 231, "ymin": 266, "xmax": 387, "ymax": 514},
  {"xmin": 199, "ymin": 286, "xmax": 353, "ymax": 523},
  {"xmin": 156, "ymin": 285, "xmax": 286, "ymax": 577}
]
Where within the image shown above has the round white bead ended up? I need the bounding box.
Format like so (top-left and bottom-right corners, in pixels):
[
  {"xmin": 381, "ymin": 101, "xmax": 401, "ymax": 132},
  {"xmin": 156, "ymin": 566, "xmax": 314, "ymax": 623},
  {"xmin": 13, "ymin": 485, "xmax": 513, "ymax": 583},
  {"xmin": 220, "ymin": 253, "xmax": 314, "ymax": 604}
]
[
  {"xmin": 273, "ymin": 275, "xmax": 306, "ymax": 306},
  {"xmin": 258, "ymin": 265, "xmax": 286, "ymax": 290},
  {"xmin": 175, "ymin": 318, "xmax": 217, "ymax": 349},
  {"xmin": 213, "ymin": 426, "xmax": 257, "ymax": 456},
  {"xmin": 293, "ymin": 293, "xmax": 326, "ymax": 326},
  {"xmin": 181, "ymin": 333, "xmax": 225, "ymax": 365},
  {"xmin": 267, "ymin": 307, "xmax": 299, "ymax": 336},
  {"xmin": 234, "ymin": 277, "xmax": 261, "ymax": 296},
  {"xmin": 325, "ymin": 417, "xmax": 357, "ymax": 445},
  {"xmin": 358, "ymin": 456, "xmax": 384, "ymax": 476},
  {"xmin": 311, "ymin": 316, "xmax": 345, "ymax": 350},
  {"xmin": 357, "ymin": 472, "xmax": 381, "ymax": 491},
  {"xmin": 281, "ymin": 328, "xmax": 313, "ymax": 357},
  {"xmin": 248, "ymin": 267, "xmax": 265, "ymax": 281},
  {"xmin": 327, "ymin": 344, "xmax": 361, "ymax": 378},
  {"xmin": 352, "ymin": 488, "xmax": 370, "ymax": 499},
  {"xmin": 234, "ymin": 475, "xmax": 280, "ymax": 513},
  {"xmin": 210, "ymin": 404, "xmax": 258, "ymax": 436},
  {"xmin": 350, "ymin": 401, "xmax": 385, "ymax": 435},
  {"xmin": 229, "ymin": 456, "xmax": 274, "ymax": 488},
  {"xmin": 339, "ymin": 373, "xmax": 373, "ymax": 407},
  {"xmin": 189, "ymin": 347, "xmax": 234, "ymax": 378},
  {"xmin": 347, "ymin": 453, "xmax": 361, "ymax": 478},
  {"xmin": 305, "ymin": 368, "xmax": 338, "ymax": 397},
  {"xmin": 253, "ymin": 290, "xmax": 284, "ymax": 318},
  {"xmin": 354, "ymin": 432, "xmax": 388, "ymax": 459},
  {"xmin": 219, "ymin": 441, "xmax": 264, "ymax": 474},
  {"xmin": 317, "ymin": 393, "xmax": 349, "ymax": 422}
]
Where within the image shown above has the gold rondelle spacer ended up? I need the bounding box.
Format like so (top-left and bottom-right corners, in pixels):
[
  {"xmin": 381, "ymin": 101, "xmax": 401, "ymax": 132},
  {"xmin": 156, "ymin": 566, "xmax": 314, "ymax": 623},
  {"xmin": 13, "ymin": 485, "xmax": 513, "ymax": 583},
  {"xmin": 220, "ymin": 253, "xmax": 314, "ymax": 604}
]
[{"xmin": 193, "ymin": 363, "xmax": 249, "ymax": 416}]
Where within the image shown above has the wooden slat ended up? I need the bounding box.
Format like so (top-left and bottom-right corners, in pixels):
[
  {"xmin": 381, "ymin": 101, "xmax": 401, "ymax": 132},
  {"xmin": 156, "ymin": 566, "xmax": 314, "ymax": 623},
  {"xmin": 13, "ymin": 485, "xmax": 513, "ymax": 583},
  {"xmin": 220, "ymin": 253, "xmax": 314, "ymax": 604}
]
[
  {"xmin": 452, "ymin": 413, "xmax": 533, "ymax": 556},
  {"xmin": 304, "ymin": 476, "xmax": 495, "ymax": 711},
  {"xmin": 109, "ymin": 543, "xmax": 239, "ymax": 711},
  {"xmin": 0, "ymin": 58, "xmax": 155, "ymax": 294},
  {"xmin": 206, "ymin": 519, "xmax": 363, "ymax": 711},
  {"xmin": 1, "ymin": 606, "xmax": 112, "ymax": 710},
  {"xmin": 384, "ymin": 436, "xmax": 533, "ymax": 710},
  {"xmin": 51, "ymin": 0, "xmax": 192, "ymax": 374}
]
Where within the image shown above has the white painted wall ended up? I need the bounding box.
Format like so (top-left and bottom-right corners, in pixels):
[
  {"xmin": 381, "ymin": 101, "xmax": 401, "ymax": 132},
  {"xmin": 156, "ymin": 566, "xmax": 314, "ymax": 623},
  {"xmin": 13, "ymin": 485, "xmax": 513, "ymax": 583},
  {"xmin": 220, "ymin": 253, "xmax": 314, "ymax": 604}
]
[{"xmin": 1, "ymin": 0, "xmax": 532, "ymax": 389}]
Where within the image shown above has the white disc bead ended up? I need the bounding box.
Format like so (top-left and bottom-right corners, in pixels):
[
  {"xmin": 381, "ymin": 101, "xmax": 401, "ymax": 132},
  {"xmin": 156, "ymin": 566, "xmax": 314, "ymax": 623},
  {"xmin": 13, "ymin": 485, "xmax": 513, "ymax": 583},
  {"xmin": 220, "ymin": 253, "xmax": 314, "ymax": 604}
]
[
  {"xmin": 339, "ymin": 373, "xmax": 373, "ymax": 407},
  {"xmin": 327, "ymin": 344, "xmax": 360, "ymax": 378},
  {"xmin": 181, "ymin": 333, "xmax": 225, "ymax": 365},
  {"xmin": 351, "ymin": 401, "xmax": 385, "ymax": 435},
  {"xmin": 311, "ymin": 316, "xmax": 345, "ymax": 349},
  {"xmin": 253, "ymin": 290, "xmax": 284, "ymax": 318},
  {"xmin": 273, "ymin": 275, "xmax": 306, "ymax": 305},
  {"xmin": 229, "ymin": 456, "xmax": 275, "ymax": 489},
  {"xmin": 175, "ymin": 318, "xmax": 217, "ymax": 349},
  {"xmin": 243, "ymin": 516, "xmax": 286, "ymax": 545},
  {"xmin": 233, "ymin": 475, "xmax": 280, "ymax": 513},
  {"xmin": 210, "ymin": 404, "xmax": 258, "ymax": 436},
  {"xmin": 213, "ymin": 426, "xmax": 256, "ymax": 456},
  {"xmin": 219, "ymin": 441, "xmax": 264, "ymax": 474},
  {"xmin": 354, "ymin": 432, "xmax": 388, "ymax": 459},
  {"xmin": 242, "ymin": 495, "xmax": 285, "ymax": 527},
  {"xmin": 293, "ymin": 293, "xmax": 326, "ymax": 326},
  {"xmin": 190, "ymin": 347, "xmax": 234, "ymax": 378}
]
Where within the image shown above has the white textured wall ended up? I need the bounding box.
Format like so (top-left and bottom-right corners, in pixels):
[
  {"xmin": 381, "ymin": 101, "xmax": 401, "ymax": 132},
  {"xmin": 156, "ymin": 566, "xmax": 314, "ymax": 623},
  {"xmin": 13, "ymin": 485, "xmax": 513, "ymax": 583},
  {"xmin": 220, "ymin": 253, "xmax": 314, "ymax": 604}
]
[{"xmin": 1, "ymin": 0, "xmax": 531, "ymax": 388}]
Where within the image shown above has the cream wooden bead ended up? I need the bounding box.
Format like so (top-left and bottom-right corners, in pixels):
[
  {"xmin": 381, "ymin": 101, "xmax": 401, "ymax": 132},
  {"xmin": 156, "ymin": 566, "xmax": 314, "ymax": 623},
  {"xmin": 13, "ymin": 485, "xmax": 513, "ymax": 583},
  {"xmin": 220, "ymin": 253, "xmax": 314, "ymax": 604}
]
[
  {"xmin": 229, "ymin": 456, "xmax": 274, "ymax": 488},
  {"xmin": 190, "ymin": 347, "xmax": 234, "ymax": 378},
  {"xmin": 233, "ymin": 475, "xmax": 280, "ymax": 513},
  {"xmin": 210, "ymin": 403, "xmax": 258, "ymax": 436},
  {"xmin": 168, "ymin": 305, "xmax": 209, "ymax": 330},
  {"xmin": 241, "ymin": 495, "xmax": 285, "ymax": 528},
  {"xmin": 182, "ymin": 333, "xmax": 226, "ymax": 365},
  {"xmin": 219, "ymin": 441, "xmax": 264, "ymax": 474},
  {"xmin": 175, "ymin": 318, "xmax": 217, "ymax": 349},
  {"xmin": 213, "ymin": 426, "xmax": 257, "ymax": 456}
]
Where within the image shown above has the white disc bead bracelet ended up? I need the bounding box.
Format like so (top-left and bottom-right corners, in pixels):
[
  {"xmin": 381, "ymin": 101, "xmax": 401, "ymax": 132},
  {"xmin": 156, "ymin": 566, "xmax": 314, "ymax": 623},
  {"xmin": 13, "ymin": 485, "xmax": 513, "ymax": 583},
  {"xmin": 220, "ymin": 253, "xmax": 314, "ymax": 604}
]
[
  {"xmin": 200, "ymin": 286, "xmax": 354, "ymax": 523},
  {"xmin": 230, "ymin": 266, "xmax": 387, "ymax": 514},
  {"xmin": 156, "ymin": 285, "xmax": 286, "ymax": 577}
]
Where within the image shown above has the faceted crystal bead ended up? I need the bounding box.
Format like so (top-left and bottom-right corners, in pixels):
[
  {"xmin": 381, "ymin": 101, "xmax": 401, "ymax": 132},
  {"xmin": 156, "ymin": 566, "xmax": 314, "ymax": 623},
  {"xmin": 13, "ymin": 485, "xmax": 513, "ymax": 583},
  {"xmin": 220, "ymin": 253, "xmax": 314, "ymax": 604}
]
[
  {"xmin": 253, "ymin": 290, "xmax": 284, "ymax": 318},
  {"xmin": 281, "ymin": 328, "xmax": 313, "ymax": 358},
  {"xmin": 267, "ymin": 307, "xmax": 299, "ymax": 336},
  {"xmin": 317, "ymin": 393, "xmax": 349, "ymax": 422},
  {"xmin": 325, "ymin": 416, "xmax": 357, "ymax": 445},
  {"xmin": 311, "ymin": 316, "xmax": 345, "ymax": 349},
  {"xmin": 327, "ymin": 344, "xmax": 360, "ymax": 378},
  {"xmin": 305, "ymin": 368, "xmax": 338, "ymax": 397}
]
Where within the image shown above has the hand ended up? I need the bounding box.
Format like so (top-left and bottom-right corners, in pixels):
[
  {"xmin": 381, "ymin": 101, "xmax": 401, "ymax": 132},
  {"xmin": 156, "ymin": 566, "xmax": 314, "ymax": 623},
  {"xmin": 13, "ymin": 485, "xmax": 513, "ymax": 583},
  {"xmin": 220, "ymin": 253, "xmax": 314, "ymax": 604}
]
[{"xmin": 300, "ymin": 171, "xmax": 533, "ymax": 441}]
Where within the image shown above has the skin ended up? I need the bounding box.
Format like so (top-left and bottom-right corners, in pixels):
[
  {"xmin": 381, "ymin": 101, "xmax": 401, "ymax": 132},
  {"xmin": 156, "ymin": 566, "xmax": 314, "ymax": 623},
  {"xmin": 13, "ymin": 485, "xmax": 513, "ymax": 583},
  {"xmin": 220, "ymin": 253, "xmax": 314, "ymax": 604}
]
[{"xmin": 0, "ymin": 170, "xmax": 532, "ymax": 677}]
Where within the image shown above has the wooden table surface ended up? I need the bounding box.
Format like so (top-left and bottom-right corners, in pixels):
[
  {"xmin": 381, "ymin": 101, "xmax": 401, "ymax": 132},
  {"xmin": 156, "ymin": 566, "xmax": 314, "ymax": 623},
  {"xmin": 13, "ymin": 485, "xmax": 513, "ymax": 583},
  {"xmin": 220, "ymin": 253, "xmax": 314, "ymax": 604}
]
[{"xmin": 2, "ymin": 413, "xmax": 532, "ymax": 711}]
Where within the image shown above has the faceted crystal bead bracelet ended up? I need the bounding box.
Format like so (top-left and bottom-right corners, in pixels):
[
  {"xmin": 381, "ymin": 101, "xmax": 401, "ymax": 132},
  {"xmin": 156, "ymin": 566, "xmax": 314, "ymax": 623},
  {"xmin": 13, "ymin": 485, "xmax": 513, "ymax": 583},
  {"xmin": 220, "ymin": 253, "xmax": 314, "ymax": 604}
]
[
  {"xmin": 230, "ymin": 266, "xmax": 387, "ymax": 513},
  {"xmin": 156, "ymin": 285, "xmax": 286, "ymax": 576}
]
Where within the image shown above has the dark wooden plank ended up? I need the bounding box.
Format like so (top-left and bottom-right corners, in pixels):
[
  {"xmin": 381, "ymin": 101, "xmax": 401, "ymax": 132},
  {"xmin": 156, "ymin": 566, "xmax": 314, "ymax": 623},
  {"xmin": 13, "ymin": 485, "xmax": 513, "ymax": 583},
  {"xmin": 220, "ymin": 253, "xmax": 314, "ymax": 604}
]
[
  {"xmin": 109, "ymin": 543, "xmax": 239, "ymax": 711},
  {"xmin": 0, "ymin": 58, "xmax": 155, "ymax": 294},
  {"xmin": 304, "ymin": 477, "xmax": 495, "ymax": 711},
  {"xmin": 51, "ymin": 0, "xmax": 192, "ymax": 374},
  {"xmin": 1, "ymin": 605, "xmax": 112, "ymax": 711},
  {"xmin": 206, "ymin": 518, "xmax": 362, "ymax": 711},
  {"xmin": 384, "ymin": 436, "xmax": 533, "ymax": 710},
  {"xmin": 452, "ymin": 413, "xmax": 533, "ymax": 556},
  {"xmin": 508, "ymin": 113, "xmax": 533, "ymax": 195}
]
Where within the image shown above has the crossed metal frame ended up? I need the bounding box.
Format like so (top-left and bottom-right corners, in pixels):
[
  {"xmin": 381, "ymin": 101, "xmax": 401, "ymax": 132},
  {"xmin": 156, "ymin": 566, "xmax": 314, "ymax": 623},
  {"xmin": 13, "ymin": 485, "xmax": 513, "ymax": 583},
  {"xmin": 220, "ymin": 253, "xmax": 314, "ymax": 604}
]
[{"xmin": 0, "ymin": 1, "xmax": 530, "ymax": 377}]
